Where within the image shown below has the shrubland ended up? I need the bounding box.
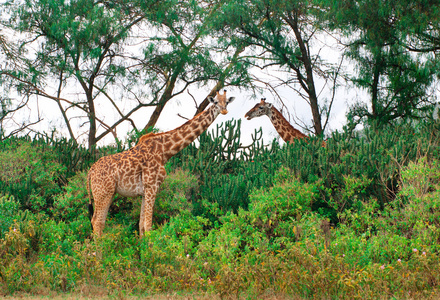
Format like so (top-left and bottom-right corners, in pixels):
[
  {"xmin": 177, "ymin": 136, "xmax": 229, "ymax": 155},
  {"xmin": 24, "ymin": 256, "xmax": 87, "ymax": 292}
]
[{"xmin": 1, "ymin": 119, "xmax": 440, "ymax": 299}]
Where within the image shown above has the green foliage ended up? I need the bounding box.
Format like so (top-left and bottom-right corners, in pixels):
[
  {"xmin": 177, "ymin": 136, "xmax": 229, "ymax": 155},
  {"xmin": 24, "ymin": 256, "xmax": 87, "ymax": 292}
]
[
  {"xmin": 248, "ymin": 168, "xmax": 317, "ymax": 239},
  {"xmin": 154, "ymin": 168, "xmax": 198, "ymax": 225},
  {"xmin": 398, "ymin": 157, "xmax": 440, "ymax": 201},
  {"xmin": 0, "ymin": 134, "xmax": 122, "ymax": 216},
  {"xmin": 334, "ymin": 158, "xmax": 440, "ymax": 267},
  {"xmin": 52, "ymin": 172, "xmax": 88, "ymax": 223},
  {"xmin": 0, "ymin": 194, "xmax": 20, "ymax": 238},
  {"xmin": 169, "ymin": 119, "xmax": 276, "ymax": 218},
  {"xmin": 0, "ymin": 138, "xmax": 65, "ymax": 212},
  {"xmin": 1, "ymin": 119, "xmax": 440, "ymax": 298},
  {"xmin": 3, "ymin": 0, "xmax": 440, "ymax": 296},
  {"xmin": 320, "ymin": 0, "xmax": 439, "ymax": 124}
]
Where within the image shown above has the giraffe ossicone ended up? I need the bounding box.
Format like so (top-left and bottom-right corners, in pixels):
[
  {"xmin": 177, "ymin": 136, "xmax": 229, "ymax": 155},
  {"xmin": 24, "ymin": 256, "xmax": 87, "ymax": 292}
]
[{"xmin": 87, "ymin": 90, "xmax": 235, "ymax": 237}]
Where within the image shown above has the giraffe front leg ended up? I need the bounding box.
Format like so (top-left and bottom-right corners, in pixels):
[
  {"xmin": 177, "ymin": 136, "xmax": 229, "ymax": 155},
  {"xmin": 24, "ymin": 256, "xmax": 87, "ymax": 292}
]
[{"xmin": 139, "ymin": 166, "xmax": 166, "ymax": 237}]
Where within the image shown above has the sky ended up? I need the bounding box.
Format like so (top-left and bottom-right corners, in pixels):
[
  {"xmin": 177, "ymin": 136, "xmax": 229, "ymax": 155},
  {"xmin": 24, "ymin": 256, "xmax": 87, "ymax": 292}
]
[
  {"xmin": 1, "ymin": 51, "xmax": 364, "ymax": 148},
  {"xmin": 95, "ymin": 76, "xmax": 362, "ymax": 147},
  {"xmin": 0, "ymin": 10, "xmax": 367, "ymax": 147},
  {"xmin": 87, "ymin": 33, "xmax": 364, "ymax": 147}
]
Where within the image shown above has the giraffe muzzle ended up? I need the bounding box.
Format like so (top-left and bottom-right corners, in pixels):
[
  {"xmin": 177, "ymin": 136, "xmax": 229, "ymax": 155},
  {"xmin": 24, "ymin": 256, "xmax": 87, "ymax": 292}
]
[{"xmin": 221, "ymin": 109, "xmax": 228, "ymax": 115}]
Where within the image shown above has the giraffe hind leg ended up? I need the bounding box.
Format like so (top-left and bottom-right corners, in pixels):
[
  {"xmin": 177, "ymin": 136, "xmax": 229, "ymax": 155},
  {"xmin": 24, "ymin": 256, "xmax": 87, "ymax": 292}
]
[{"xmin": 91, "ymin": 194, "xmax": 113, "ymax": 237}]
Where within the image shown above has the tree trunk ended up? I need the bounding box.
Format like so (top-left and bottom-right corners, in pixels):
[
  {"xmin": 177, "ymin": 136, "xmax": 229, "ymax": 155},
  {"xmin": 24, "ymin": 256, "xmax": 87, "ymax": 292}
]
[
  {"xmin": 289, "ymin": 14, "xmax": 323, "ymax": 136},
  {"xmin": 87, "ymin": 94, "xmax": 97, "ymax": 148},
  {"xmin": 143, "ymin": 81, "xmax": 175, "ymax": 131},
  {"xmin": 144, "ymin": 99, "xmax": 167, "ymax": 131}
]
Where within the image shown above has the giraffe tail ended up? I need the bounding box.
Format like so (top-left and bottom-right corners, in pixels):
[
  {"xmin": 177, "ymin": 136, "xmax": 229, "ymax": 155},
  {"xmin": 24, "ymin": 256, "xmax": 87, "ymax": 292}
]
[{"xmin": 86, "ymin": 168, "xmax": 94, "ymax": 224}]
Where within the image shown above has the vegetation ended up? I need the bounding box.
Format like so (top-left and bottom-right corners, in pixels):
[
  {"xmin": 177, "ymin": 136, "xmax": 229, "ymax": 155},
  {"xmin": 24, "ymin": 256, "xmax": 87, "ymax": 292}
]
[
  {"xmin": 1, "ymin": 0, "xmax": 440, "ymax": 298},
  {"xmin": 2, "ymin": 0, "xmax": 440, "ymax": 144},
  {"xmin": 1, "ymin": 118, "xmax": 440, "ymax": 299}
]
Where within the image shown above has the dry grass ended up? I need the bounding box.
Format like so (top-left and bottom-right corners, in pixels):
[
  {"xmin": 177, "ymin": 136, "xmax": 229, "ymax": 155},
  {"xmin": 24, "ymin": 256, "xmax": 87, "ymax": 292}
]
[
  {"xmin": 0, "ymin": 291, "xmax": 298, "ymax": 300},
  {"xmin": 0, "ymin": 284, "xmax": 307, "ymax": 300}
]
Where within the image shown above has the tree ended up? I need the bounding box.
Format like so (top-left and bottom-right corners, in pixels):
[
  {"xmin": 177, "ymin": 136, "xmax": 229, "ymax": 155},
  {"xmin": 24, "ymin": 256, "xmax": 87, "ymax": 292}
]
[
  {"xmin": 213, "ymin": 0, "xmax": 341, "ymax": 136},
  {"xmin": 138, "ymin": 0, "xmax": 253, "ymax": 130},
  {"xmin": 1, "ymin": 0, "xmax": 253, "ymax": 146},
  {"xmin": 0, "ymin": 28, "xmax": 44, "ymax": 139},
  {"xmin": 2, "ymin": 0, "xmax": 158, "ymax": 147},
  {"xmin": 320, "ymin": 0, "xmax": 438, "ymax": 125}
]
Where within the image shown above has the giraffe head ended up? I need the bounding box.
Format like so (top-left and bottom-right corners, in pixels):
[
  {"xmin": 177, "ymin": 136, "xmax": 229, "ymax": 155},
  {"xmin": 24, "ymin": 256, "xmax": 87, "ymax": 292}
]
[
  {"xmin": 245, "ymin": 98, "xmax": 273, "ymax": 120},
  {"xmin": 208, "ymin": 90, "xmax": 235, "ymax": 115}
]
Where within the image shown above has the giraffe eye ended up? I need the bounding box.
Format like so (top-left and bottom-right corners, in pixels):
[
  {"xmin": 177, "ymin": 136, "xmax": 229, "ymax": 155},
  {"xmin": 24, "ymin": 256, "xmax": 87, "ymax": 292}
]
[{"xmin": 259, "ymin": 106, "xmax": 264, "ymax": 109}]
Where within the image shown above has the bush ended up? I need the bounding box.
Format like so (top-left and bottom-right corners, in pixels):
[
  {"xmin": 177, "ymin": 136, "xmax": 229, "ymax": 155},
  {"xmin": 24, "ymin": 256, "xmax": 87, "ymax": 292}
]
[
  {"xmin": 153, "ymin": 168, "xmax": 198, "ymax": 225},
  {"xmin": 333, "ymin": 158, "xmax": 440, "ymax": 266},
  {"xmin": 169, "ymin": 120, "xmax": 276, "ymax": 216},
  {"xmin": 52, "ymin": 172, "xmax": 89, "ymax": 223},
  {"xmin": 0, "ymin": 195, "xmax": 20, "ymax": 238},
  {"xmin": 0, "ymin": 140, "xmax": 65, "ymax": 212},
  {"xmin": 2, "ymin": 120, "xmax": 440, "ymax": 298},
  {"xmin": 247, "ymin": 167, "xmax": 318, "ymax": 240}
]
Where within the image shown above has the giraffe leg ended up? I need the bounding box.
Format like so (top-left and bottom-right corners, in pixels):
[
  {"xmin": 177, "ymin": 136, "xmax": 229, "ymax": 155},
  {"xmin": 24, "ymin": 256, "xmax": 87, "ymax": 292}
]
[
  {"xmin": 88, "ymin": 158, "xmax": 116, "ymax": 237},
  {"xmin": 139, "ymin": 190, "xmax": 156, "ymax": 237},
  {"xmin": 91, "ymin": 193, "xmax": 114, "ymax": 237},
  {"xmin": 139, "ymin": 166, "xmax": 166, "ymax": 237}
]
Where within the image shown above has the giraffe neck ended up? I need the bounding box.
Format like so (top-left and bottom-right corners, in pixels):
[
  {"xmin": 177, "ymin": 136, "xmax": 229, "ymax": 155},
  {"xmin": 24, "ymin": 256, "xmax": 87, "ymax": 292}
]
[
  {"xmin": 161, "ymin": 105, "xmax": 220, "ymax": 160},
  {"xmin": 269, "ymin": 106, "xmax": 307, "ymax": 143}
]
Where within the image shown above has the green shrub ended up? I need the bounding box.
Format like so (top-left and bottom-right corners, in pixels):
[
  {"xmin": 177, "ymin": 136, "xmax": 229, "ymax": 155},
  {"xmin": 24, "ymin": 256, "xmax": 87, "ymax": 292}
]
[
  {"xmin": 0, "ymin": 195, "xmax": 20, "ymax": 238},
  {"xmin": 398, "ymin": 157, "xmax": 440, "ymax": 201},
  {"xmin": 333, "ymin": 158, "xmax": 440, "ymax": 266},
  {"xmin": 245, "ymin": 168, "xmax": 318, "ymax": 241},
  {"xmin": 153, "ymin": 168, "xmax": 198, "ymax": 225},
  {"xmin": 2, "ymin": 119, "xmax": 440, "ymax": 298},
  {"xmin": 0, "ymin": 140, "xmax": 65, "ymax": 212},
  {"xmin": 0, "ymin": 211, "xmax": 39, "ymax": 294},
  {"xmin": 169, "ymin": 120, "xmax": 276, "ymax": 216},
  {"xmin": 52, "ymin": 172, "xmax": 89, "ymax": 222},
  {"xmin": 195, "ymin": 171, "xmax": 324, "ymax": 273}
]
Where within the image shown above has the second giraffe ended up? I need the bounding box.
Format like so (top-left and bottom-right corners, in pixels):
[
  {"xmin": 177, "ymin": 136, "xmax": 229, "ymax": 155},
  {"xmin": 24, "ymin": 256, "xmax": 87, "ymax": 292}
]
[{"xmin": 245, "ymin": 98, "xmax": 309, "ymax": 144}]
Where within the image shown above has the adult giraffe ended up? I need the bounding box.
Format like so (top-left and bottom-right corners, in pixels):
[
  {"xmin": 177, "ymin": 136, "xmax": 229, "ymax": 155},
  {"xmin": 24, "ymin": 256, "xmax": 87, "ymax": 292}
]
[
  {"xmin": 87, "ymin": 90, "xmax": 235, "ymax": 237},
  {"xmin": 245, "ymin": 98, "xmax": 326, "ymax": 146},
  {"xmin": 245, "ymin": 98, "xmax": 307, "ymax": 140}
]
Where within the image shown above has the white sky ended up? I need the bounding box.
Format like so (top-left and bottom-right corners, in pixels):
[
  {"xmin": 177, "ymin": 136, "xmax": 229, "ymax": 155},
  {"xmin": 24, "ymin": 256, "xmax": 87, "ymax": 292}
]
[
  {"xmin": 1, "ymin": 48, "xmax": 365, "ymax": 148},
  {"xmin": 0, "ymin": 6, "xmax": 369, "ymax": 147}
]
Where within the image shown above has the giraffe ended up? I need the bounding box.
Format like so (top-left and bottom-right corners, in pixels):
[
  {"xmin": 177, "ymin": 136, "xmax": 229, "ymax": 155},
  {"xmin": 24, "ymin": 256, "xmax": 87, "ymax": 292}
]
[
  {"xmin": 87, "ymin": 90, "xmax": 235, "ymax": 237},
  {"xmin": 245, "ymin": 98, "xmax": 309, "ymax": 143}
]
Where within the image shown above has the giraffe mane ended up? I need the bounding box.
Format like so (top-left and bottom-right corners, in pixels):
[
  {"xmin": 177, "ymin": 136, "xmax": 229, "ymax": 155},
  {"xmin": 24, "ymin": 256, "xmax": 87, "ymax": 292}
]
[
  {"xmin": 138, "ymin": 132, "xmax": 157, "ymax": 143},
  {"xmin": 137, "ymin": 106, "xmax": 213, "ymax": 145}
]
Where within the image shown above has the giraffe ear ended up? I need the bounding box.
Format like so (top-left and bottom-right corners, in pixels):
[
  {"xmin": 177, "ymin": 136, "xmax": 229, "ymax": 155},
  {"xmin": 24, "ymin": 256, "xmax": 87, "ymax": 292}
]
[
  {"xmin": 227, "ymin": 97, "xmax": 235, "ymax": 103},
  {"xmin": 208, "ymin": 96, "xmax": 217, "ymax": 104},
  {"xmin": 267, "ymin": 103, "xmax": 273, "ymax": 108}
]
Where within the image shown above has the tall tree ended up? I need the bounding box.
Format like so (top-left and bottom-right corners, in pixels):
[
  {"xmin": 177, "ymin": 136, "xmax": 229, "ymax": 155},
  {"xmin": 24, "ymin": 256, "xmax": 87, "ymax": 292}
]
[
  {"xmin": 320, "ymin": 0, "xmax": 437, "ymax": 124},
  {"xmin": 0, "ymin": 28, "xmax": 43, "ymax": 139},
  {"xmin": 1, "ymin": 0, "xmax": 253, "ymax": 146},
  {"xmin": 2, "ymin": 0, "xmax": 159, "ymax": 147},
  {"xmin": 214, "ymin": 0, "xmax": 340, "ymax": 136},
  {"xmin": 138, "ymin": 0, "xmax": 251, "ymax": 131}
]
